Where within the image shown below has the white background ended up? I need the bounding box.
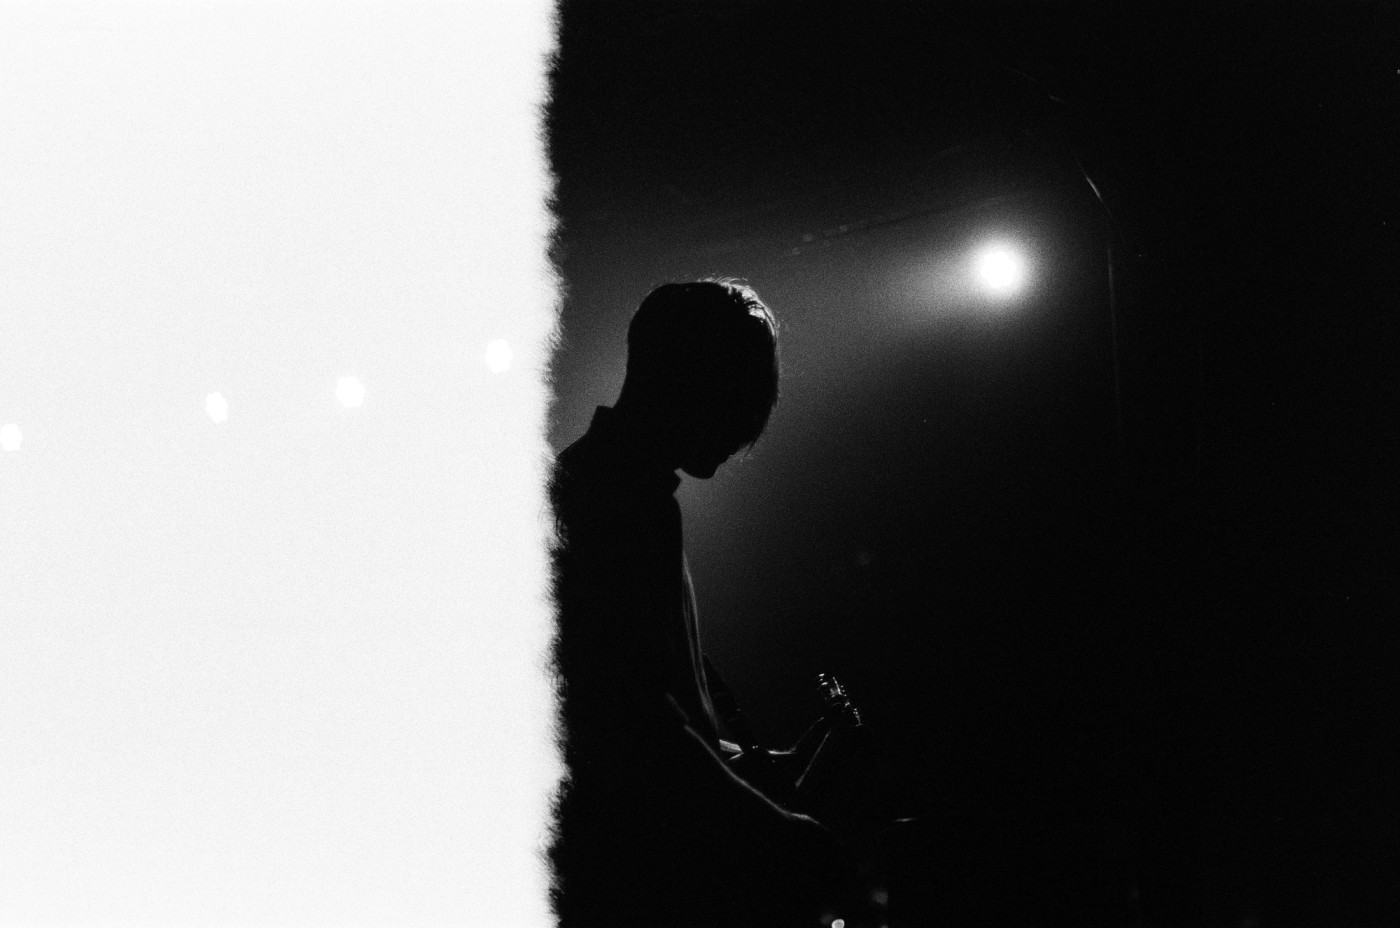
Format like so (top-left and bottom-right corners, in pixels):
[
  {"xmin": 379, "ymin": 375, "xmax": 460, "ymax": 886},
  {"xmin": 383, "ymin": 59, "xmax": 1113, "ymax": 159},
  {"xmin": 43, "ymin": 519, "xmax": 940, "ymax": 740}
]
[{"xmin": 0, "ymin": 3, "xmax": 560, "ymax": 924}]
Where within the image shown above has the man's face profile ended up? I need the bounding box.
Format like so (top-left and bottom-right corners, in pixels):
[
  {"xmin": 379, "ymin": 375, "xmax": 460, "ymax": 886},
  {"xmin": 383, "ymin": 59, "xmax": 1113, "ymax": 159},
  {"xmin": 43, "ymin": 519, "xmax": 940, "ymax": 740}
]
[{"xmin": 674, "ymin": 392, "xmax": 751, "ymax": 480}]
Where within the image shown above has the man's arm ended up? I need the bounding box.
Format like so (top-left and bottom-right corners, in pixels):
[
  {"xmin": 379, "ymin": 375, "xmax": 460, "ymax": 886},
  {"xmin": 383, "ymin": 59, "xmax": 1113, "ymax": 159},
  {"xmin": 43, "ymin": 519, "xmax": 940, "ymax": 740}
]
[
  {"xmin": 664, "ymin": 695, "xmax": 833, "ymax": 832},
  {"xmin": 704, "ymin": 652, "xmax": 828, "ymax": 806},
  {"xmin": 554, "ymin": 472, "xmax": 824, "ymax": 829}
]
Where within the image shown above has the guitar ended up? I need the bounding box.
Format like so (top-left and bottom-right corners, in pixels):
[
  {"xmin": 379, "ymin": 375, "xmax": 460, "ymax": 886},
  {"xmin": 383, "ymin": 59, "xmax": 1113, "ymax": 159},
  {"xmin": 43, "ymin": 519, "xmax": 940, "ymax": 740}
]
[
  {"xmin": 794, "ymin": 673, "xmax": 875, "ymax": 821},
  {"xmin": 706, "ymin": 659, "xmax": 877, "ymax": 830},
  {"xmin": 707, "ymin": 663, "xmax": 905, "ymax": 928}
]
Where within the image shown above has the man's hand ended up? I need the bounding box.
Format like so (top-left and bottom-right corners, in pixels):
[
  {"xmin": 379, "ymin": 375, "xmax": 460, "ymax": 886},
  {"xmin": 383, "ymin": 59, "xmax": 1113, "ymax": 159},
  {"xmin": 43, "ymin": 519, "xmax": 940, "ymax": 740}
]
[
  {"xmin": 726, "ymin": 747, "xmax": 802, "ymax": 807},
  {"xmin": 760, "ymin": 747, "xmax": 811, "ymax": 785}
]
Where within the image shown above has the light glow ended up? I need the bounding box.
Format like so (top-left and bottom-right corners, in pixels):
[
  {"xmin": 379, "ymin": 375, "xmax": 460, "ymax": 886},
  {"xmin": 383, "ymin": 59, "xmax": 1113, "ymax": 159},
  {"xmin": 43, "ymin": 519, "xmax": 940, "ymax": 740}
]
[
  {"xmin": 205, "ymin": 392, "xmax": 229, "ymax": 424},
  {"xmin": 0, "ymin": 422, "xmax": 21, "ymax": 451},
  {"xmin": 975, "ymin": 244, "xmax": 1029, "ymax": 294},
  {"xmin": 485, "ymin": 338, "xmax": 514, "ymax": 373},
  {"xmin": 335, "ymin": 376, "xmax": 366, "ymax": 409}
]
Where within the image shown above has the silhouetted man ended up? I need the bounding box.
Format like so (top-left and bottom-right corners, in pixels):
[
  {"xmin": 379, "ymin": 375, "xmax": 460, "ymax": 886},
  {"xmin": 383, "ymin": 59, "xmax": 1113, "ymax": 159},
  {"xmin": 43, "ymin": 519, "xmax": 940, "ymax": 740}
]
[{"xmin": 549, "ymin": 280, "xmax": 856, "ymax": 927}]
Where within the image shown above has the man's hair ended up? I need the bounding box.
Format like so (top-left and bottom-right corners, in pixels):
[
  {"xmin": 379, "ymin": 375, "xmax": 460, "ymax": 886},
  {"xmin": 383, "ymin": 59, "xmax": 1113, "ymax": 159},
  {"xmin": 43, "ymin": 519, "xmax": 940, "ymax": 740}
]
[{"xmin": 622, "ymin": 278, "xmax": 780, "ymax": 448}]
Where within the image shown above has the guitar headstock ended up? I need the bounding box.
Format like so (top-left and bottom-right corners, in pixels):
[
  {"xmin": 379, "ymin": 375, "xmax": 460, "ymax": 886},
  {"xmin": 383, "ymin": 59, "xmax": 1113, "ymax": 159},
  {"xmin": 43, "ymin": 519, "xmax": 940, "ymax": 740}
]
[{"xmin": 816, "ymin": 672, "xmax": 863, "ymax": 725}]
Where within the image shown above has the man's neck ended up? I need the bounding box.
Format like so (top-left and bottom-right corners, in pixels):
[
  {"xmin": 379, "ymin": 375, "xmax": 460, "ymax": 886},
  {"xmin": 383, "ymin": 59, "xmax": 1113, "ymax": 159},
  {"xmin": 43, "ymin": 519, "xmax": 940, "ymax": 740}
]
[{"xmin": 606, "ymin": 401, "xmax": 682, "ymax": 474}]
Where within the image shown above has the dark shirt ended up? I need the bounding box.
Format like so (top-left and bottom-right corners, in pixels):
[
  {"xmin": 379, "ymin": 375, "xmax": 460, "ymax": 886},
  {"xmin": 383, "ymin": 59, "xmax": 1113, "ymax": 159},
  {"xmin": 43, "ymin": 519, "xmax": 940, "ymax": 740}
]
[
  {"xmin": 548, "ymin": 406, "xmax": 853, "ymax": 926},
  {"xmin": 550, "ymin": 406, "xmax": 724, "ymax": 788}
]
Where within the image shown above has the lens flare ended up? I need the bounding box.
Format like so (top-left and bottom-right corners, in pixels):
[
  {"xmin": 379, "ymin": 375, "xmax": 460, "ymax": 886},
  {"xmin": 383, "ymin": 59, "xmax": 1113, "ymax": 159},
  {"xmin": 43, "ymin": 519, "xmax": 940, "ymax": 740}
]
[
  {"xmin": 975, "ymin": 244, "xmax": 1028, "ymax": 293},
  {"xmin": 485, "ymin": 339, "xmax": 514, "ymax": 373},
  {"xmin": 205, "ymin": 392, "xmax": 229, "ymax": 424},
  {"xmin": 336, "ymin": 376, "xmax": 367, "ymax": 408}
]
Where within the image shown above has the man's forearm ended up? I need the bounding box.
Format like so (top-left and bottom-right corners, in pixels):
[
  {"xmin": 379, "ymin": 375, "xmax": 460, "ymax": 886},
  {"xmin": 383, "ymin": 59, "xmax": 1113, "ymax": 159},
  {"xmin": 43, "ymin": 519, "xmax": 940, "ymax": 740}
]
[{"xmin": 666, "ymin": 696, "xmax": 817, "ymax": 825}]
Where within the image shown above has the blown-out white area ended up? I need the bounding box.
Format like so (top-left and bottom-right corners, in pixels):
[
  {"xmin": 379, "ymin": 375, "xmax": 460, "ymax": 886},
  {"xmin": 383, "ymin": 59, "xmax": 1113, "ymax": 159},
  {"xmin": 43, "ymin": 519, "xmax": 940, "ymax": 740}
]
[
  {"xmin": 975, "ymin": 243, "xmax": 1030, "ymax": 294},
  {"xmin": 0, "ymin": 4, "xmax": 559, "ymax": 926}
]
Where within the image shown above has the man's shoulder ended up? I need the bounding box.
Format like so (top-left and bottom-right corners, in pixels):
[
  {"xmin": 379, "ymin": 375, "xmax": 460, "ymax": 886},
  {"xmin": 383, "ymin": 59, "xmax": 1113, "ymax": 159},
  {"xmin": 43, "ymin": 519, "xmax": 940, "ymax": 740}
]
[
  {"xmin": 551, "ymin": 431, "xmax": 635, "ymax": 520},
  {"xmin": 551, "ymin": 430, "xmax": 612, "ymax": 501},
  {"xmin": 553, "ymin": 430, "xmax": 595, "ymax": 480},
  {"xmin": 551, "ymin": 433, "xmax": 681, "ymax": 558},
  {"xmin": 553, "ymin": 416, "xmax": 667, "ymax": 498}
]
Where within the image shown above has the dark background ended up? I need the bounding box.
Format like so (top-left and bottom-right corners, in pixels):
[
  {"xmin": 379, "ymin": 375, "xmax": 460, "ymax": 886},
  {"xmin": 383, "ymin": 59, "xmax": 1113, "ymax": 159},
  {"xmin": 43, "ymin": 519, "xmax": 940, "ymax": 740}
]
[{"xmin": 545, "ymin": 3, "xmax": 1398, "ymax": 925}]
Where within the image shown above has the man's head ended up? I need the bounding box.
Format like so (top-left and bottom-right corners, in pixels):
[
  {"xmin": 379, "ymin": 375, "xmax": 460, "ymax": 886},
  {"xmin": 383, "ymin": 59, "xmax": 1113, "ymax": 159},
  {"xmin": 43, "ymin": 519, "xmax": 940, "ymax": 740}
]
[{"xmin": 617, "ymin": 279, "xmax": 779, "ymax": 479}]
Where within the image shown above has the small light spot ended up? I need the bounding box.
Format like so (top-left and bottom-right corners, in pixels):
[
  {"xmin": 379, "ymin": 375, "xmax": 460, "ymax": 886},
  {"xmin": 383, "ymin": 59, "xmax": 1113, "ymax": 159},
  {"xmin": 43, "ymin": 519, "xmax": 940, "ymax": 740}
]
[
  {"xmin": 802, "ymin": 233, "xmax": 815, "ymax": 243},
  {"xmin": 205, "ymin": 392, "xmax": 229, "ymax": 424},
  {"xmin": 485, "ymin": 339, "xmax": 513, "ymax": 374},
  {"xmin": 0, "ymin": 423, "xmax": 22, "ymax": 452},
  {"xmin": 336, "ymin": 376, "xmax": 366, "ymax": 408}
]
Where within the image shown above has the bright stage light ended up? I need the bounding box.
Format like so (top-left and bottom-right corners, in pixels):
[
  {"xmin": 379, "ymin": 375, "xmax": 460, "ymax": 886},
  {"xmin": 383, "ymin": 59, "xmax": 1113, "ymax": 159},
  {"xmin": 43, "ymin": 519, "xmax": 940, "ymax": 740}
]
[
  {"xmin": 975, "ymin": 244, "xmax": 1029, "ymax": 294},
  {"xmin": 485, "ymin": 338, "xmax": 513, "ymax": 373},
  {"xmin": 205, "ymin": 392, "xmax": 229, "ymax": 424},
  {"xmin": 1, "ymin": 423, "xmax": 21, "ymax": 452},
  {"xmin": 336, "ymin": 376, "xmax": 366, "ymax": 408}
]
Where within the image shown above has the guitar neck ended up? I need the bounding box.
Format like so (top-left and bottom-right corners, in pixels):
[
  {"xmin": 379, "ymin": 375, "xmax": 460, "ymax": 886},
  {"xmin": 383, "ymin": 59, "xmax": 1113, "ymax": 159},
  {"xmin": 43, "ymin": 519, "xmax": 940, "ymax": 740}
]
[
  {"xmin": 794, "ymin": 673, "xmax": 869, "ymax": 806},
  {"xmin": 703, "ymin": 660, "xmax": 864, "ymax": 774}
]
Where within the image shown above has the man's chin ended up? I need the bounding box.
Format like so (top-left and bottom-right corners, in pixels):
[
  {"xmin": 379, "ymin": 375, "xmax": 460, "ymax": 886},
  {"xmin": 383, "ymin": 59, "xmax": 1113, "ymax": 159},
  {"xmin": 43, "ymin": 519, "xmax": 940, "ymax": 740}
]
[{"xmin": 680, "ymin": 460, "xmax": 722, "ymax": 480}]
